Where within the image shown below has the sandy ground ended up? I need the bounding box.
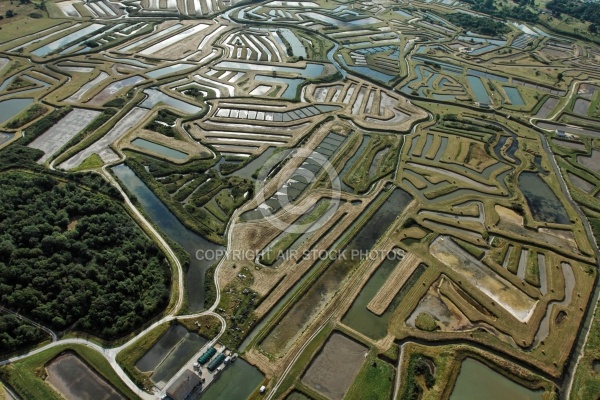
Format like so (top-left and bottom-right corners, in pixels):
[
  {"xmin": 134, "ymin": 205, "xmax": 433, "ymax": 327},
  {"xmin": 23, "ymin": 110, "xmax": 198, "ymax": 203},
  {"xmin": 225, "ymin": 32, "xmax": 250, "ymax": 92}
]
[
  {"xmin": 141, "ymin": 21, "xmax": 211, "ymax": 59},
  {"xmin": 406, "ymin": 277, "xmax": 473, "ymax": 332},
  {"xmin": 367, "ymin": 252, "xmax": 421, "ymax": 315},
  {"xmin": 300, "ymin": 332, "xmax": 368, "ymax": 400},
  {"xmin": 151, "ymin": 22, "xmax": 227, "ymax": 60},
  {"xmin": 495, "ymin": 205, "xmax": 523, "ymax": 226},
  {"xmin": 538, "ymin": 227, "xmax": 577, "ymax": 247},
  {"xmin": 430, "ymin": 236, "xmax": 537, "ymax": 323},
  {"xmin": 567, "ymin": 172, "xmax": 596, "ymax": 193}
]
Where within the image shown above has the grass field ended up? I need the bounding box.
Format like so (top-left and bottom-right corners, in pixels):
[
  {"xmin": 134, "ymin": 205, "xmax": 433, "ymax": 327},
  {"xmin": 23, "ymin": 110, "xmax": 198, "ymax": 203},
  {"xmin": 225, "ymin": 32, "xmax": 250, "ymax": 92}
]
[
  {"xmin": 345, "ymin": 352, "xmax": 394, "ymax": 400},
  {"xmin": 71, "ymin": 153, "xmax": 104, "ymax": 171},
  {"xmin": 570, "ymin": 299, "xmax": 600, "ymax": 399}
]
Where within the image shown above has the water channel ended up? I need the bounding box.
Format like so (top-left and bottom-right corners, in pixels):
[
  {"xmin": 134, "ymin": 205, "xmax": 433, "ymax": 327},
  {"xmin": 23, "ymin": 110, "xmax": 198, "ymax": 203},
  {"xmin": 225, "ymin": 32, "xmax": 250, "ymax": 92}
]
[{"xmin": 112, "ymin": 164, "xmax": 224, "ymax": 311}]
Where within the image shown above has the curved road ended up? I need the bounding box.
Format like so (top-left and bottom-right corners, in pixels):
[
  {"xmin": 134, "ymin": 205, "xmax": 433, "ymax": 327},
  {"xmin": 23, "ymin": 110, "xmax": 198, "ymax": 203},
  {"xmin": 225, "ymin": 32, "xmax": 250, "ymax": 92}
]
[
  {"xmin": 0, "ymin": 163, "xmax": 228, "ymax": 400},
  {"xmin": 0, "ymin": 306, "xmax": 58, "ymax": 343}
]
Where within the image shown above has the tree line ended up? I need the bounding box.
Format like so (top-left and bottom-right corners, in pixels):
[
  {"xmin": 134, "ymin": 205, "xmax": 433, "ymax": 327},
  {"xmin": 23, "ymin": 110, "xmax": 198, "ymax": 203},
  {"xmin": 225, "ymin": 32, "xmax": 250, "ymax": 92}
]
[
  {"xmin": 461, "ymin": 0, "xmax": 539, "ymax": 23},
  {"xmin": 447, "ymin": 13, "xmax": 511, "ymax": 36}
]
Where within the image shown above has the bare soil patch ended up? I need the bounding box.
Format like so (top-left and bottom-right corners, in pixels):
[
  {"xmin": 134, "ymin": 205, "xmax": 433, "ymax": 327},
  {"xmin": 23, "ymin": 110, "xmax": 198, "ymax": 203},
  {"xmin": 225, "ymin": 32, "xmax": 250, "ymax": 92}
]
[
  {"xmin": 495, "ymin": 205, "xmax": 523, "ymax": 226},
  {"xmin": 301, "ymin": 332, "xmax": 367, "ymax": 400},
  {"xmin": 577, "ymin": 150, "xmax": 600, "ymax": 174},
  {"xmin": 551, "ymin": 139, "xmax": 586, "ymax": 151},
  {"xmin": 46, "ymin": 352, "xmax": 124, "ymax": 400}
]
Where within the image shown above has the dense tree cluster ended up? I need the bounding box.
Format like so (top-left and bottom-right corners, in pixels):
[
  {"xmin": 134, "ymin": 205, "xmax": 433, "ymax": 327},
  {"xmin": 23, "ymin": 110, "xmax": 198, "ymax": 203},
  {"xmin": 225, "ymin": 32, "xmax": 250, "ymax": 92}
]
[
  {"xmin": 447, "ymin": 13, "xmax": 511, "ymax": 36},
  {"xmin": 0, "ymin": 172, "xmax": 170, "ymax": 339},
  {"xmin": 547, "ymin": 0, "xmax": 600, "ymax": 26},
  {"xmin": 460, "ymin": 0, "xmax": 538, "ymax": 23},
  {"xmin": 0, "ymin": 314, "xmax": 46, "ymax": 354},
  {"xmin": 402, "ymin": 354, "xmax": 436, "ymax": 399}
]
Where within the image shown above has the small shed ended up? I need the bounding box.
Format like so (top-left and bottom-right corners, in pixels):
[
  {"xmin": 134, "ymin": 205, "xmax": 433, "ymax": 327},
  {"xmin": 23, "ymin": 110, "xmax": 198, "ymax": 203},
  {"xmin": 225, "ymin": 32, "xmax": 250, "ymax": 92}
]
[{"xmin": 166, "ymin": 370, "xmax": 201, "ymax": 400}]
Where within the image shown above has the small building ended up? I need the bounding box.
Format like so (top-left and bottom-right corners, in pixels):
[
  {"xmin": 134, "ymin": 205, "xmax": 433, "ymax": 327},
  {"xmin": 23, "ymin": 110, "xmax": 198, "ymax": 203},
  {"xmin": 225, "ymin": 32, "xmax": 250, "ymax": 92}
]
[{"xmin": 166, "ymin": 370, "xmax": 201, "ymax": 400}]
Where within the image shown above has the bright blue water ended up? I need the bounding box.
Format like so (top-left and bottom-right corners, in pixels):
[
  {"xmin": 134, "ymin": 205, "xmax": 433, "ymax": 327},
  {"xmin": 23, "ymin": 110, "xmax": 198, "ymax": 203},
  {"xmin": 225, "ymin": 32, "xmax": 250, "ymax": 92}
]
[
  {"xmin": 503, "ymin": 86, "xmax": 524, "ymax": 106},
  {"xmin": 467, "ymin": 75, "xmax": 490, "ymax": 104}
]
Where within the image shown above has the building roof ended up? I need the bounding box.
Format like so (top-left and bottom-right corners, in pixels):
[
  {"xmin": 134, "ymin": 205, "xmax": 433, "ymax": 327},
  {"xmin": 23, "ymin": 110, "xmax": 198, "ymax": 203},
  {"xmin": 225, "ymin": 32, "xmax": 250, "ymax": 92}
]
[{"xmin": 166, "ymin": 370, "xmax": 201, "ymax": 400}]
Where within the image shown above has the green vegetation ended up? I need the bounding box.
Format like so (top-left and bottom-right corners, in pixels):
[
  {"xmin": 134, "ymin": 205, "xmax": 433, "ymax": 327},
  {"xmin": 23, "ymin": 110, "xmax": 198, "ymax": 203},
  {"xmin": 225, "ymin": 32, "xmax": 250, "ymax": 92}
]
[
  {"xmin": 177, "ymin": 314, "xmax": 221, "ymax": 339},
  {"xmin": 0, "ymin": 314, "xmax": 47, "ymax": 355},
  {"xmin": 525, "ymin": 249, "xmax": 541, "ymax": 287},
  {"xmin": 0, "ymin": 171, "xmax": 170, "ymax": 341},
  {"xmin": 71, "ymin": 154, "xmax": 104, "ymax": 172},
  {"xmin": 345, "ymin": 353, "xmax": 394, "ymax": 400},
  {"xmin": 182, "ymin": 87, "xmax": 206, "ymax": 101},
  {"xmin": 17, "ymin": 107, "xmax": 71, "ymax": 146},
  {"xmin": 126, "ymin": 152, "xmax": 252, "ymax": 243},
  {"xmin": 6, "ymin": 76, "xmax": 34, "ymax": 91},
  {"xmin": 343, "ymin": 135, "xmax": 400, "ymax": 193},
  {"xmin": 547, "ymin": 0, "xmax": 600, "ymax": 29},
  {"xmin": 401, "ymin": 354, "xmax": 436, "ymax": 400},
  {"xmin": 4, "ymin": 104, "xmax": 48, "ymax": 129},
  {"xmin": 415, "ymin": 312, "xmax": 440, "ymax": 332},
  {"xmin": 446, "ymin": 13, "xmax": 510, "ymax": 36},
  {"xmin": 203, "ymin": 264, "xmax": 218, "ymax": 308},
  {"xmin": 570, "ymin": 299, "xmax": 600, "ymax": 399},
  {"xmin": 103, "ymin": 98, "xmax": 127, "ymax": 108},
  {"xmin": 260, "ymin": 199, "xmax": 331, "ymax": 265},
  {"xmin": 218, "ymin": 267, "xmax": 258, "ymax": 349},
  {"xmin": 466, "ymin": 0, "xmax": 538, "ymax": 22},
  {"xmin": 145, "ymin": 109, "xmax": 180, "ymax": 138},
  {"xmin": 0, "ymin": 344, "xmax": 137, "ymax": 399},
  {"xmin": 453, "ymin": 237, "xmax": 486, "ymax": 260}
]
